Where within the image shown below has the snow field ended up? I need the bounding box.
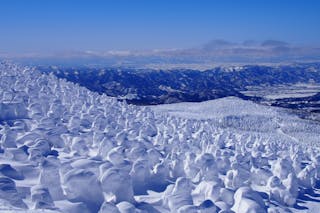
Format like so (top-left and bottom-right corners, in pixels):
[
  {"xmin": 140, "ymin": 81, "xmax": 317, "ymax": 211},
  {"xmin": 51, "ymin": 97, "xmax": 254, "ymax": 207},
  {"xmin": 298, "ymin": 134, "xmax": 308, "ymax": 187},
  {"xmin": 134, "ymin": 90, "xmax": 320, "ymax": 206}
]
[{"xmin": 0, "ymin": 62, "xmax": 320, "ymax": 212}]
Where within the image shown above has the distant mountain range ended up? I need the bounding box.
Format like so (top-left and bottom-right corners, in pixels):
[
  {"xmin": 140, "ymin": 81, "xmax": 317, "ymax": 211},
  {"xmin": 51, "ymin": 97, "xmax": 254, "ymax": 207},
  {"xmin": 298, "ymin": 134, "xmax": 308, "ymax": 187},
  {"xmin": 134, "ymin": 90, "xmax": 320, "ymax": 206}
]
[{"xmin": 38, "ymin": 62, "xmax": 320, "ymax": 120}]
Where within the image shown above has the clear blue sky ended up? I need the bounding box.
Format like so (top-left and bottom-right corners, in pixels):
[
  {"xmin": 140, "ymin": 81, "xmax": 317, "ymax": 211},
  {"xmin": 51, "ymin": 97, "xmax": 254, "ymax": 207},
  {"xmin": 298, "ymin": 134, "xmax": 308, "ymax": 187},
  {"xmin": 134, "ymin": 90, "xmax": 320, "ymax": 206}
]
[{"xmin": 0, "ymin": 0, "xmax": 319, "ymax": 54}]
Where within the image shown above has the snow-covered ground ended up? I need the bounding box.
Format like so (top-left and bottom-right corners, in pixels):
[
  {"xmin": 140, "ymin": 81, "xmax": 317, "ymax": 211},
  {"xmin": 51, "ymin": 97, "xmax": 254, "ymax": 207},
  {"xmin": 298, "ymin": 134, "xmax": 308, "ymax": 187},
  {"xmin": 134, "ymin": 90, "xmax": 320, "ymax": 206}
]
[
  {"xmin": 1, "ymin": 62, "xmax": 320, "ymax": 212},
  {"xmin": 241, "ymin": 84, "xmax": 320, "ymax": 100}
]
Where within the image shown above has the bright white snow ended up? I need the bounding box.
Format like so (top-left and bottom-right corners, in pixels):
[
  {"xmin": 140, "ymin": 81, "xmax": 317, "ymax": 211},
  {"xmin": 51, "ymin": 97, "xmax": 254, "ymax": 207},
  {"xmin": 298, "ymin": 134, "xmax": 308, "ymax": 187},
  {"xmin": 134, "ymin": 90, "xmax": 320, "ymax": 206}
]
[{"xmin": 0, "ymin": 62, "xmax": 320, "ymax": 212}]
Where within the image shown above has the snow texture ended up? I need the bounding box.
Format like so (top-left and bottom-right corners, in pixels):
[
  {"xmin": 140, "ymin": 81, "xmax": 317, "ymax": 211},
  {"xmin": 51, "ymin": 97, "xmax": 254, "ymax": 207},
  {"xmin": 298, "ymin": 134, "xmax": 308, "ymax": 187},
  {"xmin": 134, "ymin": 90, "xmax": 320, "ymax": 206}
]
[{"xmin": 0, "ymin": 61, "xmax": 320, "ymax": 212}]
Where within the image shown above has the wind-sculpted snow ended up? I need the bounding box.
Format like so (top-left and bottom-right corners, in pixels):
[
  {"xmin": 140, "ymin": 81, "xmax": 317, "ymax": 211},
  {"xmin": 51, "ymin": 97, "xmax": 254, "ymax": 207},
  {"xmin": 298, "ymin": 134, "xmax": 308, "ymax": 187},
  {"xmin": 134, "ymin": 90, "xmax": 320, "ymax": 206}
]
[{"xmin": 0, "ymin": 61, "xmax": 320, "ymax": 212}]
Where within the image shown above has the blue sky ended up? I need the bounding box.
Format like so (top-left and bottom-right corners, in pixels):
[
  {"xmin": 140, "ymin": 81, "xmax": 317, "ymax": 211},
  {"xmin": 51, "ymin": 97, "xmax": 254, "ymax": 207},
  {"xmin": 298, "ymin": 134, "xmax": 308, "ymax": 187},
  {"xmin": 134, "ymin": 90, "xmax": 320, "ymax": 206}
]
[{"xmin": 0, "ymin": 0, "xmax": 320, "ymax": 54}]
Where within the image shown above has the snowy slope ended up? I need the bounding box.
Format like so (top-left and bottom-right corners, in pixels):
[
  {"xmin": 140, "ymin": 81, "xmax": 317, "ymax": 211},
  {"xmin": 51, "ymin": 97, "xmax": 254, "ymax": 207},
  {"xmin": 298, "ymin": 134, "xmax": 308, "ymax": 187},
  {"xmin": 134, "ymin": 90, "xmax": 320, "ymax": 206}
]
[
  {"xmin": 1, "ymin": 62, "xmax": 320, "ymax": 212},
  {"xmin": 152, "ymin": 97, "xmax": 320, "ymax": 146},
  {"xmin": 151, "ymin": 97, "xmax": 277, "ymax": 119}
]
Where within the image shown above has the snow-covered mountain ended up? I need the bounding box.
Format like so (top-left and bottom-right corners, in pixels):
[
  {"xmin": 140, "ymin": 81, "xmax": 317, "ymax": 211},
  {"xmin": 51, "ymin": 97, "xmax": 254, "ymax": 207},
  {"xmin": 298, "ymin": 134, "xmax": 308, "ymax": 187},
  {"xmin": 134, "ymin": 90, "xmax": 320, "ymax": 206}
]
[
  {"xmin": 1, "ymin": 61, "xmax": 320, "ymax": 212},
  {"xmin": 37, "ymin": 63, "xmax": 320, "ymax": 120}
]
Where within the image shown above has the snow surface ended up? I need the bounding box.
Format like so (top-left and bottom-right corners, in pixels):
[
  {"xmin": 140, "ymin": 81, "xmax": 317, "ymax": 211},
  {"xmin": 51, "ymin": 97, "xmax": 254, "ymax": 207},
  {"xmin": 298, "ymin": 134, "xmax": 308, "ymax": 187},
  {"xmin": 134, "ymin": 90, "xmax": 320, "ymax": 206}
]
[
  {"xmin": 240, "ymin": 83, "xmax": 320, "ymax": 100},
  {"xmin": 0, "ymin": 62, "xmax": 320, "ymax": 212}
]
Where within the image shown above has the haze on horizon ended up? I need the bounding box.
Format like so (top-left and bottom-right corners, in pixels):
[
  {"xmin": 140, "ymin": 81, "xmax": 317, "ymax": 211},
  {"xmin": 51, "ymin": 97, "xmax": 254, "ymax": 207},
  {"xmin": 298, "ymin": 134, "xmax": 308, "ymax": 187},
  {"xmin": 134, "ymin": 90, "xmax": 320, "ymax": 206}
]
[{"xmin": 0, "ymin": 0, "xmax": 320, "ymax": 57}]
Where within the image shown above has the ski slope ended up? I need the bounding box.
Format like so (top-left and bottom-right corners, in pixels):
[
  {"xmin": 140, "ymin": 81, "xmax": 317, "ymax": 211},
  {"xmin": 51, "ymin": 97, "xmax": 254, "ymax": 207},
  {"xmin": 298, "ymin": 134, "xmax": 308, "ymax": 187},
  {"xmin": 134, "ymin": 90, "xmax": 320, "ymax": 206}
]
[{"xmin": 0, "ymin": 62, "xmax": 320, "ymax": 212}]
